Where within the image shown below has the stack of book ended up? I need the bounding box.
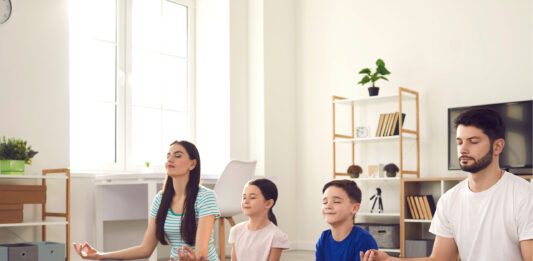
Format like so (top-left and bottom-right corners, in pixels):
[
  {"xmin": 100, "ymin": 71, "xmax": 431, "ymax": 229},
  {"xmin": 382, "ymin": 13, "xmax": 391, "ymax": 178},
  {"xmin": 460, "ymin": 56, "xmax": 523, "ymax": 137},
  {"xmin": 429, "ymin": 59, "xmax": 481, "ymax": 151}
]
[
  {"xmin": 406, "ymin": 195, "xmax": 436, "ymax": 220},
  {"xmin": 375, "ymin": 112, "xmax": 406, "ymax": 137}
]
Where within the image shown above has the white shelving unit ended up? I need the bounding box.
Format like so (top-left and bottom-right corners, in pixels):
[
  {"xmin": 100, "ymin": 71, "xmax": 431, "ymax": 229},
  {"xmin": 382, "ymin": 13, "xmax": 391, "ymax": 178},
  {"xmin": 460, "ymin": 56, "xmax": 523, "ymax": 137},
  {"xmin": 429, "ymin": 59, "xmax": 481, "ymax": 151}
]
[
  {"xmin": 0, "ymin": 169, "xmax": 70, "ymax": 260},
  {"xmin": 332, "ymin": 87, "xmax": 420, "ymax": 256}
]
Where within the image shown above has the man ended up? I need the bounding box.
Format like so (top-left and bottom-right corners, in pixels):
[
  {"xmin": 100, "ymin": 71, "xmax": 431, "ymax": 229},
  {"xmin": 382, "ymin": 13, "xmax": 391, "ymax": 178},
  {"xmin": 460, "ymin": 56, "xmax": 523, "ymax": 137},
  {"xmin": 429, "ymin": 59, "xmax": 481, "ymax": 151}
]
[{"xmin": 361, "ymin": 108, "xmax": 533, "ymax": 261}]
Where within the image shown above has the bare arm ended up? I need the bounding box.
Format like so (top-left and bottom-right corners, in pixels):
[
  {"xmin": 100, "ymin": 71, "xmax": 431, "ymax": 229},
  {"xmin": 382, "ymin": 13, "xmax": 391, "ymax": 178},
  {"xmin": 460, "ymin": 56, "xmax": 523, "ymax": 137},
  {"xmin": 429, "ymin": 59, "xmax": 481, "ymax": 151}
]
[
  {"xmin": 266, "ymin": 248, "xmax": 283, "ymax": 261},
  {"xmin": 194, "ymin": 214, "xmax": 216, "ymax": 257},
  {"xmin": 360, "ymin": 236, "xmax": 458, "ymax": 261},
  {"xmin": 520, "ymin": 239, "xmax": 533, "ymax": 261},
  {"xmin": 231, "ymin": 243, "xmax": 237, "ymax": 261},
  {"xmin": 73, "ymin": 217, "xmax": 158, "ymax": 260}
]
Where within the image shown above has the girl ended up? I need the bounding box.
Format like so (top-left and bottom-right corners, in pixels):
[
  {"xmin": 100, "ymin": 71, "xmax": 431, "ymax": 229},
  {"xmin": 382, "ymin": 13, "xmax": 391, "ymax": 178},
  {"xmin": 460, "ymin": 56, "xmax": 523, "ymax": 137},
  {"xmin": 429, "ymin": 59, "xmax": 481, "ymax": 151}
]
[
  {"xmin": 73, "ymin": 140, "xmax": 221, "ymax": 261},
  {"xmin": 228, "ymin": 178, "xmax": 290, "ymax": 261}
]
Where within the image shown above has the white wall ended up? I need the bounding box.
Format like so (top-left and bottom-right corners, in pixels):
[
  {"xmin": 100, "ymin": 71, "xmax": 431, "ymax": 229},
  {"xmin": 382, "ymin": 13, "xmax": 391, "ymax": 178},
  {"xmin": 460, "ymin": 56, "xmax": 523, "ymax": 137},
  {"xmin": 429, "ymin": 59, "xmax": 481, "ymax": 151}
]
[
  {"xmin": 293, "ymin": 0, "xmax": 533, "ymax": 249},
  {"xmin": 0, "ymin": 0, "xmax": 69, "ymax": 243}
]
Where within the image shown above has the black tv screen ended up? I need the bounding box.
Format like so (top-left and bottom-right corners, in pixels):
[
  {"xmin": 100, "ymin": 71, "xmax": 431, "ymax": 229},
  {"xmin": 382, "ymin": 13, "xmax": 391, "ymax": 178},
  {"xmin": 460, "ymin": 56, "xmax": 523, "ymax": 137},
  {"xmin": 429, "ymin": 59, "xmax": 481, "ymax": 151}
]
[{"xmin": 448, "ymin": 100, "xmax": 533, "ymax": 170}]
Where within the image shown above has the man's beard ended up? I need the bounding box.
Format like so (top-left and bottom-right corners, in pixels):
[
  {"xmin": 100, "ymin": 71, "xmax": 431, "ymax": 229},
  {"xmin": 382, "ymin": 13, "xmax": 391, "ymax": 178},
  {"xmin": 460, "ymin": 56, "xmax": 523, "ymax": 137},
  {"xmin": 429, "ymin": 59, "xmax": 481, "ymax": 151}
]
[{"xmin": 459, "ymin": 147, "xmax": 493, "ymax": 173}]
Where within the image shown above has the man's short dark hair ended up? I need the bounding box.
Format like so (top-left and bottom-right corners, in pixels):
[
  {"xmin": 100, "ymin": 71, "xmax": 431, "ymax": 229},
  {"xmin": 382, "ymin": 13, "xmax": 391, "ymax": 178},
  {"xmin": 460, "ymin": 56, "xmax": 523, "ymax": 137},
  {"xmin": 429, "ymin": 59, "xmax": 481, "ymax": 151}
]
[
  {"xmin": 322, "ymin": 179, "xmax": 362, "ymax": 203},
  {"xmin": 454, "ymin": 108, "xmax": 505, "ymax": 143}
]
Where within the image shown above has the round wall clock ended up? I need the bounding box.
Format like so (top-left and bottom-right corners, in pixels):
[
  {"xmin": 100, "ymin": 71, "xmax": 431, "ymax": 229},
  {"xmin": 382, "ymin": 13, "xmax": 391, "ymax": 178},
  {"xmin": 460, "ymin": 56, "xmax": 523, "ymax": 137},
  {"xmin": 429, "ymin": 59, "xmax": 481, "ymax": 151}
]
[{"xmin": 0, "ymin": 0, "xmax": 12, "ymax": 24}]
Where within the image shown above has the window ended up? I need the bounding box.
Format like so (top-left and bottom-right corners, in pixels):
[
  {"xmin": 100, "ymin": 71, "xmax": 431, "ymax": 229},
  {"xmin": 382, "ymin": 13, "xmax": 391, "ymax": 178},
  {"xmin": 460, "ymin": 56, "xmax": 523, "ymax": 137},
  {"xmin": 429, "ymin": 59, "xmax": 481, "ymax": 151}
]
[{"xmin": 69, "ymin": 0, "xmax": 195, "ymax": 171}]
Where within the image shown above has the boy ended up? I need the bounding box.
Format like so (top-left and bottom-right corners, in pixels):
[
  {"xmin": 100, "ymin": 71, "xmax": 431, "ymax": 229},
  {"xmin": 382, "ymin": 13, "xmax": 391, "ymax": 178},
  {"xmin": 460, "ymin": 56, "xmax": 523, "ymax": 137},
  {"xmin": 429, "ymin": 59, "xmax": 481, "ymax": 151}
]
[{"xmin": 316, "ymin": 179, "xmax": 378, "ymax": 261}]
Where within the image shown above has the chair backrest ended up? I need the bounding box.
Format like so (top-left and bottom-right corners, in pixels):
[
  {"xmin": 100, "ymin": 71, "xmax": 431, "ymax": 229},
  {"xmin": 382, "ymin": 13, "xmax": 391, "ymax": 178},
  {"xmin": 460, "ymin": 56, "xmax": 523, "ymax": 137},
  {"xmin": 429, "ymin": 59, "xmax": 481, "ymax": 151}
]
[{"xmin": 213, "ymin": 160, "xmax": 257, "ymax": 217}]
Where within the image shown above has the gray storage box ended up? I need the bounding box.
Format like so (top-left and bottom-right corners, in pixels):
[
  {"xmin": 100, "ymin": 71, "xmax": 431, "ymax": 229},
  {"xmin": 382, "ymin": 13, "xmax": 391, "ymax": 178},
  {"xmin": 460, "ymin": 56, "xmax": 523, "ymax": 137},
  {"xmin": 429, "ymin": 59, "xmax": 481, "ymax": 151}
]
[
  {"xmin": 368, "ymin": 224, "xmax": 399, "ymax": 249},
  {"xmin": 1, "ymin": 243, "xmax": 38, "ymax": 261},
  {"xmin": 355, "ymin": 223, "xmax": 370, "ymax": 232},
  {"xmin": 0, "ymin": 245, "xmax": 8, "ymax": 261},
  {"xmin": 405, "ymin": 239, "xmax": 434, "ymax": 257},
  {"xmin": 27, "ymin": 242, "xmax": 65, "ymax": 261}
]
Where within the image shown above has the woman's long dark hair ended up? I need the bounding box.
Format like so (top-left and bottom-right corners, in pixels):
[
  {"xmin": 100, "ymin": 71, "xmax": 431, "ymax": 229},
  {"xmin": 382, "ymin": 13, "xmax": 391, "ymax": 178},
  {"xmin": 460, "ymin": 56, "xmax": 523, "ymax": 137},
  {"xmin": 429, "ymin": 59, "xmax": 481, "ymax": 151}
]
[
  {"xmin": 248, "ymin": 178, "xmax": 279, "ymax": 225},
  {"xmin": 155, "ymin": 140, "xmax": 201, "ymax": 246}
]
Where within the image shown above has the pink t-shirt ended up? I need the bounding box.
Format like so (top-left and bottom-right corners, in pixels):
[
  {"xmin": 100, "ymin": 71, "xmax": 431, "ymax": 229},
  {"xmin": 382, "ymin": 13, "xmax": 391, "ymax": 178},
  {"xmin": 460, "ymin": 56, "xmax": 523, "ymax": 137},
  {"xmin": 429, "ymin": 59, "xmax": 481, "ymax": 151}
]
[{"xmin": 228, "ymin": 221, "xmax": 290, "ymax": 261}]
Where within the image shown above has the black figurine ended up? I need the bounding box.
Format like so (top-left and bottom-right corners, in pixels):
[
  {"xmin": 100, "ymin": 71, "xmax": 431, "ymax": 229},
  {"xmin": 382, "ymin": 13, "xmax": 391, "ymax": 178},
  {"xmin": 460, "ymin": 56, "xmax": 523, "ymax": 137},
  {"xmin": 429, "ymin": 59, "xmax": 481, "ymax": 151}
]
[{"xmin": 369, "ymin": 187, "xmax": 383, "ymax": 213}]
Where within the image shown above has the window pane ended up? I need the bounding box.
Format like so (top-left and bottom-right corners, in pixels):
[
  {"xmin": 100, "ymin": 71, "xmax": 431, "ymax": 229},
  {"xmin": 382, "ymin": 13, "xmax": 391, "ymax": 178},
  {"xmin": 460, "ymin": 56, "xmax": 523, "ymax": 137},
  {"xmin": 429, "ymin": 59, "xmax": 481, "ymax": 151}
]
[
  {"xmin": 161, "ymin": 56, "xmax": 187, "ymax": 111},
  {"xmin": 70, "ymin": 39, "xmax": 116, "ymax": 102},
  {"xmin": 162, "ymin": 1, "xmax": 187, "ymax": 57},
  {"xmin": 131, "ymin": 49, "xmax": 161, "ymax": 107},
  {"xmin": 70, "ymin": 0, "xmax": 116, "ymax": 42},
  {"xmin": 70, "ymin": 102, "xmax": 116, "ymax": 165},
  {"xmin": 131, "ymin": 106, "xmax": 162, "ymax": 165},
  {"xmin": 132, "ymin": 0, "xmax": 161, "ymax": 50},
  {"xmin": 162, "ymin": 110, "xmax": 189, "ymax": 153}
]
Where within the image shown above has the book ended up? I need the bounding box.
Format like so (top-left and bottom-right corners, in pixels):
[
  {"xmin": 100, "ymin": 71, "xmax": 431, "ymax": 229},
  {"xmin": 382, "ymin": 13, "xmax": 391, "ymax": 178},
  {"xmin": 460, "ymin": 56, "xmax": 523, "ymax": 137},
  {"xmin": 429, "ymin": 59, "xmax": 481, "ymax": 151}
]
[
  {"xmin": 393, "ymin": 113, "xmax": 406, "ymax": 136},
  {"xmin": 415, "ymin": 196, "xmax": 428, "ymax": 219},
  {"xmin": 426, "ymin": 195, "xmax": 436, "ymax": 218},
  {"xmin": 408, "ymin": 196, "xmax": 420, "ymax": 219},
  {"xmin": 375, "ymin": 114, "xmax": 385, "ymax": 137},
  {"xmin": 389, "ymin": 112, "xmax": 399, "ymax": 136},
  {"xmin": 406, "ymin": 196, "xmax": 416, "ymax": 219},
  {"xmin": 382, "ymin": 113, "xmax": 393, "ymax": 137},
  {"xmin": 422, "ymin": 196, "xmax": 432, "ymax": 219}
]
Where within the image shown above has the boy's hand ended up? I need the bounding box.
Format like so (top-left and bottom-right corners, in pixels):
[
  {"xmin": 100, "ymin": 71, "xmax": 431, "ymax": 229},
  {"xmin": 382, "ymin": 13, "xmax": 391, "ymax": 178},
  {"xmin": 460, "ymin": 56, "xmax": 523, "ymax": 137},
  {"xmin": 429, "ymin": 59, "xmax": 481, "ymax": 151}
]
[{"xmin": 360, "ymin": 249, "xmax": 396, "ymax": 261}]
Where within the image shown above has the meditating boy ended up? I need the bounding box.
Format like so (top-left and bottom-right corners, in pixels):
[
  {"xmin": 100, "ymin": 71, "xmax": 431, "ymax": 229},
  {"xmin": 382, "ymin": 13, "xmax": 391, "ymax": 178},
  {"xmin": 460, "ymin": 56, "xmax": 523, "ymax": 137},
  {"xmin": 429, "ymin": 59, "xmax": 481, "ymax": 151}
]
[{"xmin": 316, "ymin": 179, "xmax": 378, "ymax": 261}]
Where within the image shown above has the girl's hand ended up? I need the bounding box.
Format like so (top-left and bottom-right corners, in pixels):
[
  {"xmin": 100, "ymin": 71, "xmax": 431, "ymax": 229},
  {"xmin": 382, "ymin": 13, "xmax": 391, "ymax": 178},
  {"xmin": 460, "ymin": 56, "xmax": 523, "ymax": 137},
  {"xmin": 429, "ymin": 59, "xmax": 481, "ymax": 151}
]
[
  {"xmin": 359, "ymin": 249, "xmax": 396, "ymax": 261},
  {"xmin": 72, "ymin": 242, "xmax": 102, "ymax": 259},
  {"xmin": 173, "ymin": 246, "xmax": 208, "ymax": 261}
]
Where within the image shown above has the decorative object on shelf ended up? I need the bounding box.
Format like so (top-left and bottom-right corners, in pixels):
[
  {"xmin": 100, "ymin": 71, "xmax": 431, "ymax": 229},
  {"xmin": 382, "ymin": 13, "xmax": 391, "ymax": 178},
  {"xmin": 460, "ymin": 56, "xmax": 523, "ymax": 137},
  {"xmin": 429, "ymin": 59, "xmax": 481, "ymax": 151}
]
[
  {"xmin": 0, "ymin": 136, "xmax": 38, "ymax": 175},
  {"xmin": 369, "ymin": 187, "xmax": 383, "ymax": 213},
  {"xmin": 384, "ymin": 163, "xmax": 399, "ymax": 177},
  {"xmin": 0, "ymin": 0, "xmax": 12, "ymax": 24},
  {"xmin": 355, "ymin": 126, "xmax": 369, "ymax": 138},
  {"xmin": 347, "ymin": 164, "xmax": 363, "ymax": 178},
  {"xmin": 368, "ymin": 165, "xmax": 379, "ymax": 177},
  {"xmin": 357, "ymin": 58, "xmax": 391, "ymax": 97}
]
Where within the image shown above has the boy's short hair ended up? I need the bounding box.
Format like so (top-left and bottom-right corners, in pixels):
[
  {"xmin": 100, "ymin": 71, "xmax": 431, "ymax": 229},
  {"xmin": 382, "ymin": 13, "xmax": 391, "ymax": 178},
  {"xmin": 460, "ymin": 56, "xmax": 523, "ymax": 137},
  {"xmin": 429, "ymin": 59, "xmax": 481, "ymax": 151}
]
[
  {"xmin": 322, "ymin": 179, "xmax": 362, "ymax": 203},
  {"xmin": 454, "ymin": 108, "xmax": 505, "ymax": 143}
]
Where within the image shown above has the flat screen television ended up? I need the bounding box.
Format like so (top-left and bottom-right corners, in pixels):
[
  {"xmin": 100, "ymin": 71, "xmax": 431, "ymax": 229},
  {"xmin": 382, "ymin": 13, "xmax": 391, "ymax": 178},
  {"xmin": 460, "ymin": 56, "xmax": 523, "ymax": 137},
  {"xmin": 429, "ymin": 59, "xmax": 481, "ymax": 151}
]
[{"xmin": 448, "ymin": 100, "xmax": 533, "ymax": 171}]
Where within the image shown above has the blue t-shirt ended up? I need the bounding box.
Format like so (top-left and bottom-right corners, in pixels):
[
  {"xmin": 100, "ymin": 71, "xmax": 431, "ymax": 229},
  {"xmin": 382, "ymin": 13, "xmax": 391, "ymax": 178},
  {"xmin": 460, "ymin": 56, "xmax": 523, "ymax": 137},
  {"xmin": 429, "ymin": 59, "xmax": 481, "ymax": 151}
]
[{"xmin": 315, "ymin": 225, "xmax": 378, "ymax": 261}]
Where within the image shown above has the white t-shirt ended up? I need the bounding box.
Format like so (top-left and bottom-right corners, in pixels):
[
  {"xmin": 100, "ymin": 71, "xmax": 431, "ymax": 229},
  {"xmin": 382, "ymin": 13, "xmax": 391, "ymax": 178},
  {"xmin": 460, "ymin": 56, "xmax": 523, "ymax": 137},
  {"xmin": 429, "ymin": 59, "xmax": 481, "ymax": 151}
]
[
  {"xmin": 429, "ymin": 172, "xmax": 533, "ymax": 261},
  {"xmin": 228, "ymin": 221, "xmax": 290, "ymax": 261}
]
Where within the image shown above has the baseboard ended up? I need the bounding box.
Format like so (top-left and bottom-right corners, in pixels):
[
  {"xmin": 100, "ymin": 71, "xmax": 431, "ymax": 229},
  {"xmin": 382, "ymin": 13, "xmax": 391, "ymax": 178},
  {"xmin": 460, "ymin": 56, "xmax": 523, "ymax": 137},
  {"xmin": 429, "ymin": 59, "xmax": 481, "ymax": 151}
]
[{"xmin": 289, "ymin": 241, "xmax": 315, "ymax": 251}]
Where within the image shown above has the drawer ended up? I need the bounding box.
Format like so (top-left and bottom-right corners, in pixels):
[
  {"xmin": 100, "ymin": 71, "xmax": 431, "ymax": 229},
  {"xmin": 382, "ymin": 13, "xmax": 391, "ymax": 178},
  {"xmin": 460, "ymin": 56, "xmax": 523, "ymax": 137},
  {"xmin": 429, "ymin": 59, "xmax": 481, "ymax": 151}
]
[
  {"xmin": 27, "ymin": 242, "xmax": 65, "ymax": 261},
  {"xmin": 0, "ymin": 204, "xmax": 23, "ymax": 223},
  {"xmin": 0, "ymin": 185, "xmax": 46, "ymax": 204},
  {"xmin": 0, "ymin": 243, "xmax": 38, "ymax": 261}
]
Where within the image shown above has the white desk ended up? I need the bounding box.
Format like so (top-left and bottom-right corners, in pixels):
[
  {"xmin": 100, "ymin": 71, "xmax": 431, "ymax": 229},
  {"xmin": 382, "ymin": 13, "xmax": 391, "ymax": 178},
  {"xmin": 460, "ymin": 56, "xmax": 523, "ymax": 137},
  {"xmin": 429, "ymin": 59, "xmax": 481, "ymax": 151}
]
[{"xmin": 87, "ymin": 173, "xmax": 217, "ymax": 261}]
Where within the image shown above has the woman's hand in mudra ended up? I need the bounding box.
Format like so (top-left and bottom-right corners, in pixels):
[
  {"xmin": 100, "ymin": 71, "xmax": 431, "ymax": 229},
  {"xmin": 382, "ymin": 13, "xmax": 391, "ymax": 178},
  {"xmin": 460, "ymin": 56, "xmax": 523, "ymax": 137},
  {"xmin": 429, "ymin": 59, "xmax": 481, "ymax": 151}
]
[
  {"xmin": 73, "ymin": 242, "xmax": 102, "ymax": 259},
  {"xmin": 171, "ymin": 246, "xmax": 207, "ymax": 261}
]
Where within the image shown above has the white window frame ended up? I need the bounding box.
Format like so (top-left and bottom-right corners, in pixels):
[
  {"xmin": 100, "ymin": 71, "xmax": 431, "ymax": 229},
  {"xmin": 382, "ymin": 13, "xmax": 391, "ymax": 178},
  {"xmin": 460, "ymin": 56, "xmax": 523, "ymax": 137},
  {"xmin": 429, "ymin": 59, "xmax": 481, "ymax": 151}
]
[{"xmin": 70, "ymin": 0, "xmax": 196, "ymax": 172}]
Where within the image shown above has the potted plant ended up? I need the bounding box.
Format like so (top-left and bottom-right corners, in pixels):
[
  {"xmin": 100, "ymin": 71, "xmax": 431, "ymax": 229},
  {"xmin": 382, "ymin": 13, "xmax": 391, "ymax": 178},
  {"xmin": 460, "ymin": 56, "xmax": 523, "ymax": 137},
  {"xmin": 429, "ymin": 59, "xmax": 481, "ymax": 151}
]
[
  {"xmin": 357, "ymin": 58, "xmax": 391, "ymax": 96},
  {"xmin": 0, "ymin": 137, "xmax": 38, "ymax": 175}
]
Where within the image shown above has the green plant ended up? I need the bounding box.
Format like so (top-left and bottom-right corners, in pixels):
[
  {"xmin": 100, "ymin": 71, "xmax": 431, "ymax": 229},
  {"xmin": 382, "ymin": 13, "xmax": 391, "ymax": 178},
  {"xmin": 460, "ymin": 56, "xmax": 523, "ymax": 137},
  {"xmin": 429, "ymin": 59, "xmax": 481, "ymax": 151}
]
[
  {"xmin": 145, "ymin": 161, "xmax": 150, "ymax": 168},
  {"xmin": 357, "ymin": 59, "xmax": 391, "ymax": 87},
  {"xmin": 0, "ymin": 137, "xmax": 38, "ymax": 164}
]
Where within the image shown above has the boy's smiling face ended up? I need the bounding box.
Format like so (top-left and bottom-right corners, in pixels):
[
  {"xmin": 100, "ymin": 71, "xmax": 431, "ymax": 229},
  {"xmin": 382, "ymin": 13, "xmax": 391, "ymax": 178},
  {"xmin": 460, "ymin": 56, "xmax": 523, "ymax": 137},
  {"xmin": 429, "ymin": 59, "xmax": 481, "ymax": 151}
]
[{"xmin": 321, "ymin": 186, "xmax": 360, "ymax": 226}]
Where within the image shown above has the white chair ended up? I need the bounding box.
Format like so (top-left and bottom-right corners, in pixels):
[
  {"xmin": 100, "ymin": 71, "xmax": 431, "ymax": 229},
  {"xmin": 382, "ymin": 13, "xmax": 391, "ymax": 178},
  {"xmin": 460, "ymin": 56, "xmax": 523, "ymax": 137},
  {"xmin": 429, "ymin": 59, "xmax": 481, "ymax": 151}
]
[{"xmin": 213, "ymin": 160, "xmax": 257, "ymax": 261}]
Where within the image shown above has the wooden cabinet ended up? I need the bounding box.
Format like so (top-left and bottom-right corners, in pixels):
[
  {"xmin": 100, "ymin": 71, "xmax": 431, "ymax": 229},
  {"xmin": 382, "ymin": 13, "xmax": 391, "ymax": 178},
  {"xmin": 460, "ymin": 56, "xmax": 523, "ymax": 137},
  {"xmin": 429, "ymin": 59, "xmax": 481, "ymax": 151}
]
[
  {"xmin": 0, "ymin": 169, "xmax": 70, "ymax": 260},
  {"xmin": 400, "ymin": 175, "xmax": 532, "ymax": 257}
]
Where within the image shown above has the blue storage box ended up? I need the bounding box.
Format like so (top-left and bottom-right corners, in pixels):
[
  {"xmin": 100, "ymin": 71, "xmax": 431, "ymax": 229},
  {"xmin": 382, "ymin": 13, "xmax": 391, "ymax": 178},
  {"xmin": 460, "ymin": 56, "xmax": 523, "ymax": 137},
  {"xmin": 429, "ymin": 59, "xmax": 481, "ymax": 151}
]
[
  {"xmin": 0, "ymin": 245, "xmax": 8, "ymax": 261},
  {"xmin": 0, "ymin": 243, "xmax": 38, "ymax": 261},
  {"xmin": 26, "ymin": 242, "xmax": 65, "ymax": 261}
]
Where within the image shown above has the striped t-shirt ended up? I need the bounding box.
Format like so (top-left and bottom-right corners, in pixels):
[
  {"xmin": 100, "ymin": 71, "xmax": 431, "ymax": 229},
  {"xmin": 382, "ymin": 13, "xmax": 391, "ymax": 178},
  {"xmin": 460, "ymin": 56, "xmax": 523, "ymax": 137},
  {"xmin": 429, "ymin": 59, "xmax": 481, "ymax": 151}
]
[{"xmin": 150, "ymin": 185, "xmax": 220, "ymax": 260}]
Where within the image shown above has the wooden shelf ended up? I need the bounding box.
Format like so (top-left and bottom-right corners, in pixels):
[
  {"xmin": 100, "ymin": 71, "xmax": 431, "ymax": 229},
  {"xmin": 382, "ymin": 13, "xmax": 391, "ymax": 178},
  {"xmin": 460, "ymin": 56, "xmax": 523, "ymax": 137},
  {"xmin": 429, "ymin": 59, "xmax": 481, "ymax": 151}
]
[
  {"xmin": 334, "ymin": 135, "xmax": 417, "ymax": 143},
  {"xmin": 0, "ymin": 175, "xmax": 68, "ymax": 180},
  {"xmin": 381, "ymin": 248, "xmax": 401, "ymax": 253},
  {"xmin": 358, "ymin": 212, "xmax": 400, "ymax": 217},
  {"xmin": 333, "ymin": 94, "xmax": 416, "ymax": 105},
  {"xmin": 404, "ymin": 219, "xmax": 432, "ymax": 223},
  {"xmin": 0, "ymin": 219, "xmax": 68, "ymax": 228}
]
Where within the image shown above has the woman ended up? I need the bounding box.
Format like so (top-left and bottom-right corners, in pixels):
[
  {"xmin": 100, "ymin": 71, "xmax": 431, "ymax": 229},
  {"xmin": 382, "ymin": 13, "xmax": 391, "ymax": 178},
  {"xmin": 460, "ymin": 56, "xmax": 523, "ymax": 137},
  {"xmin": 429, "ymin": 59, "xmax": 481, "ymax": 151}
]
[{"xmin": 73, "ymin": 140, "xmax": 220, "ymax": 260}]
